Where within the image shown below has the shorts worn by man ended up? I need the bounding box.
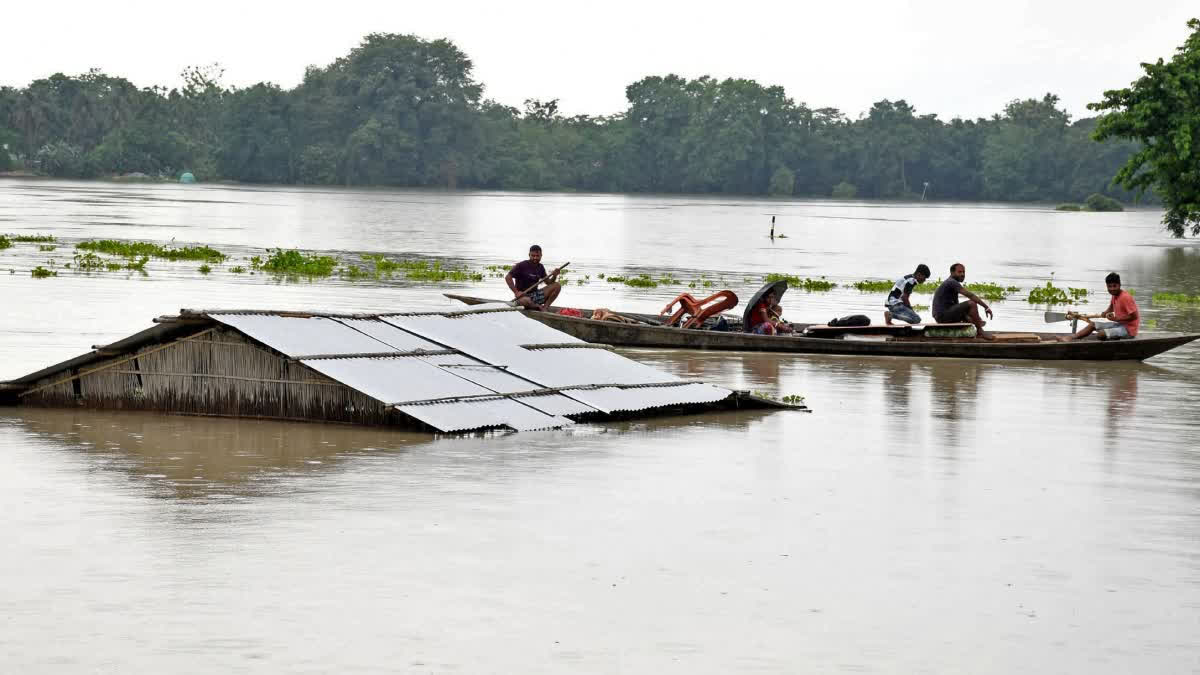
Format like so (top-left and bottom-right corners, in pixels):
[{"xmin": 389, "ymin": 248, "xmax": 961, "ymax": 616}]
[
  {"xmin": 931, "ymin": 263, "xmax": 994, "ymax": 338},
  {"xmin": 1059, "ymin": 272, "xmax": 1139, "ymax": 342},
  {"xmin": 884, "ymin": 264, "xmax": 930, "ymax": 325},
  {"xmin": 505, "ymin": 244, "xmax": 562, "ymax": 311}
]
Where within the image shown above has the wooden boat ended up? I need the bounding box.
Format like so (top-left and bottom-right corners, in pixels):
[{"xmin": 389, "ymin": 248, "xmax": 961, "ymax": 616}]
[{"xmin": 444, "ymin": 294, "xmax": 1200, "ymax": 361}]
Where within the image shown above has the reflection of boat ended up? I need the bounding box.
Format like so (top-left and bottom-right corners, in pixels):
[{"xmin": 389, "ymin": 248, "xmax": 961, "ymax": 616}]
[{"xmin": 445, "ymin": 295, "xmax": 1200, "ymax": 361}]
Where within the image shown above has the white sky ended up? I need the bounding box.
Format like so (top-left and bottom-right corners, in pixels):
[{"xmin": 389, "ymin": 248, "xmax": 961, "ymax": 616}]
[{"xmin": 4, "ymin": 0, "xmax": 1195, "ymax": 121}]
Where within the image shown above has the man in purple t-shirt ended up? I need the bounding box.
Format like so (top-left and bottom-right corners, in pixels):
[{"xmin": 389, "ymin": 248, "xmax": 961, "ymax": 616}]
[{"xmin": 505, "ymin": 244, "xmax": 563, "ymax": 310}]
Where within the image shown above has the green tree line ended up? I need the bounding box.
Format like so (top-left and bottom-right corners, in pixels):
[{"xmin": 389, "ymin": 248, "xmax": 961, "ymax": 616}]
[{"xmin": 0, "ymin": 32, "xmax": 1142, "ymax": 203}]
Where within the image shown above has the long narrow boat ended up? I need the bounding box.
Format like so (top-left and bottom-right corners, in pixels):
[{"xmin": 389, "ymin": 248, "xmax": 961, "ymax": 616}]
[{"xmin": 445, "ymin": 294, "xmax": 1200, "ymax": 361}]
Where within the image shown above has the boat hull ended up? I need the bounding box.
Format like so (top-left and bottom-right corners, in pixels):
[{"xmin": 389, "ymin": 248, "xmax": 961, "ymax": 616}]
[{"xmin": 445, "ymin": 295, "xmax": 1200, "ymax": 361}]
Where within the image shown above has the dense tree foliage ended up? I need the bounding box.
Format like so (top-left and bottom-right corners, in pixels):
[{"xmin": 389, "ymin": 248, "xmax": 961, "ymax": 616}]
[
  {"xmin": 0, "ymin": 32, "xmax": 1144, "ymax": 204},
  {"xmin": 1090, "ymin": 18, "xmax": 1200, "ymax": 236}
]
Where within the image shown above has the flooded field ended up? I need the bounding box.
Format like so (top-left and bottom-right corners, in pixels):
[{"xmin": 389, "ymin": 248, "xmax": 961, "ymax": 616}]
[{"xmin": 2, "ymin": 178, "xmax": 1199, "ymax": 673}]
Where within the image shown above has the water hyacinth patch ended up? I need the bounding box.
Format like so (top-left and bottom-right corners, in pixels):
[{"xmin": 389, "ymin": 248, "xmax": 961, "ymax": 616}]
[
  {"xmin": 11, "ymin": 234, "xmax": 56, "ymax": 243},
  {"xmin": 1027, "ymin": 282, "xmax": 1088, "ymax": 305},
  {"xmin": 76, "ymin": 239, "xmax": 227, "ymax": 263},
  {"xmin": 252, "ymin": 249, "xmax": 338, "ymax": 277},
  {"xmin": 0, "ymin": 236, "xmax": 11, "ymax": 250},
  {"xmin": 853, "ymin": 280, "xmax": 893, "ymax": 292},
  {"xmin": 765, "ymin": 273, "xmax": 836, "ymax": 292},
  {"xmin": 1152, "ymin": 292, "xmax": 1200, "ymax": 305},
  {"xmin": 31, "ymin": 266, "xmax": 57, "ymax": 278}
]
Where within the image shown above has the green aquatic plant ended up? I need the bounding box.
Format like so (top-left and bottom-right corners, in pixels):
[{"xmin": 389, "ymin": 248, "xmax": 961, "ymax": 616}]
[
  {"xmin": 252, "ymin": 248, "xmax": 338, "ymax": 277},
  {"xmin": 230, "ymin": 265, "xmax": 246, "ymax": 274},
  {"xmin": 105, "ymin": 262, "xmax": 123, "ymax": 271},
  {"xmin": 781, "ymin": 394, "xmax": 805, "ymax": 405},
  {"xmin": 766, "ymin": 273, "xmax": 836, "ymax": 292},
  {"xmin": 624, "ymin": 274, "xmax": 658, "ymax": 288},
  {"xmin": 77, "ymin": 239, "xmax": 227, "ymax": 263},
  {"xmin": 125, "ymin": 256, "xmax": 148, "ymax": 272},
  {"xmin": 964, "ymin": 282, "xmax": 1019, "ymax": 301},
  {"xmin": 38, "ymin": 245, "xmax": 57, "ymax": 252},
  {"xmin": 1056, "ymin": 203, "xmax": 1082, "ymax": 211},
  {"xmin": 1027, "ymin": 281, "xmax": 1087, "ymax": 305},
  {"xmin": 658, "ymin": 273, "xmax": 680, "ymax": 285},
  {"xmin": 73, "ymin": 251, "xmax": 106, "ymax": 271},
  {"xmin": 1152, "ymin": 292, "xmax": 1200, "ymax": 305},
  {"xmin": 0, "ymin": 236, "xmax": 11, "ymax": 250},
  {"xmin": 31, "ymin": 266, "xmax": 57, "ymax": 278},
  {"xmin": 12, "ymin": 234, "xmax": 56, "ymax": 243},
  {"xmin": 853, "ymin": 280, "xmax": 893, "ymax": 292},
  {"xmin": 198, "ymin": 264, "xmax": 212, "ymax": 275}
]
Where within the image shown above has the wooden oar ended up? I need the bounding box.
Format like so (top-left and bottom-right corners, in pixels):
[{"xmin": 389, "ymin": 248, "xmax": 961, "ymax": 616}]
[
  {"xmin": 1044, "ymin": 310, "xmax": 1104, "ymax": 323},
  {"xmin": 509, "ymin": 262, "xmax": 570, "ymax": 307}
]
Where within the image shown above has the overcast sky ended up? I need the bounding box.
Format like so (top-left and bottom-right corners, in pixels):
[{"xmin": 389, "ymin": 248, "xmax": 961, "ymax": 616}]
[{"xmin": 4, "ymin": 1, "xmax": 1195, "ymax": 121}]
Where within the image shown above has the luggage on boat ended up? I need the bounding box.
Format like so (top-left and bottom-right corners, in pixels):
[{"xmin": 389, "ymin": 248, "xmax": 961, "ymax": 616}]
[{"xmin": 827, "ymin": 314, "xmax": 871, "ymax": 327}]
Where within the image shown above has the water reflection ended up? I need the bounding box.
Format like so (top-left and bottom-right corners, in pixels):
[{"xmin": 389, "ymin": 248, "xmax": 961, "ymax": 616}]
[{"xmin": 3, "ymin": 409, "xmax": 433, "ymax": 499}]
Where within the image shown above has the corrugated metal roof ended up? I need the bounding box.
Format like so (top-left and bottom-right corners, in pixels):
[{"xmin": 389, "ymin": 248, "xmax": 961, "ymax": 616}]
[
  {"xmin": 215, "ymin": 314, "xmax": 393, "ymax": 356},
  {"xmin": 397, "ymin": 398, "xmax": 571, "ymax": 433},
  {"xmin": 7, "ymin": 305, "xmax": 738, "ymax": 434},
  {"xmin": 570, "ymin": 383, "xmax": 730, "ymax": 413},
  {"xmin": 300, "ymin": 356, "xmax": 493, "ymax": 404},
  {"xmin": 335, "ymin": 318, "xmax": 443, "ymax": 352}
]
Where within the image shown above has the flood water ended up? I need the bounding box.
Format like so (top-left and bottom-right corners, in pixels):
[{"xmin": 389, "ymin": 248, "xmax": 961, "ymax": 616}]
[{"xmin": 2, "ymin": 178, "xmax": 1199, "ymax": 673}]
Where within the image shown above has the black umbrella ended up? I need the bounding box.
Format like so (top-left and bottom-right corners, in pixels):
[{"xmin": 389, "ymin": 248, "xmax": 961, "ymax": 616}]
[{"xmin": 742, "ymin": 280, "xmax": 789, "ymax": 332}]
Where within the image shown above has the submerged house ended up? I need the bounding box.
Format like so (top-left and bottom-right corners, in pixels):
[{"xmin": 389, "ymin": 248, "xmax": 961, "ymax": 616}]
[{"xmin": 0, "ymin": 307, "xmax": 791, "ymax": 433}]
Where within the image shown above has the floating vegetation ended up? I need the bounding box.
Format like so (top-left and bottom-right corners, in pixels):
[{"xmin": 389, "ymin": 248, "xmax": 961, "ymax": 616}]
[
  {"xmin": 752, "ymin": 391, "xmax": 805, "ymax": 405},
  {"xmin": 198, "ymin": 264, "xmax": 212, "ymax": 275},
  {"xmin": 11, "ymin": 234, "xmax": 56, "ymax": 243},
  {"xmin": 1027, "ymin": 282, "xmax": 1088, "ymax": 305},
  {"xmin": 914, "ymin": 279, "xmax": 940, "ymax": 293},
  {"xmin": 1056, "ymin": 203, "xmax": 1082, "ymax": 211},
  {"xmin": 397, "ymin": 259, "xmax": 483, "ymax": 283},
  {"xmin": 38, "ymin": 245, "xmax": 57, "ymax": 252},
  {"xmin": 912, "ymin": 304, "xmax": 930, "ymax": 311},
  {"xmin": 251, "ymin": 248, "xmax": 338, "ymax": 277},
  {"xmin": 73, "ymin": 251, "xmax": 106, "ymax": 271},
  {"xmin": 1152, "ymin": 292, "xmax": 1200, "ymax": 306},
  {"xmin": 853, "ymin": 280, "xmax": 893, "ymax": 292},
  {"xmin": 658, "ymin": 273, "xmax": 681, "ymax": 285},
  {"xmin": 0, "ymin": 236, "xmax": 11, "ymax": 250},
  {"xmin": 77, "ymin": 239, "xmax": 227, "ymax": 263},
  {"xmin": 31, "ymin": 266, "xmax": 57, "ymax": 278},
  {"xmin": 781, "ymin": 394, "xmax": 805, "ymax": 405},
  {"xmin": 105, "ymin": 262, "xmax": 124, "ymax": 271},
  {"xmin": 126, "ymin": 256, "xmax": 148, "ymax": 272},
  {"xmin": 765, "ymin": 273, "xmax": 836, "ymax": 292},
  {"xmin": 964, "ymin": 282, "xmax": 1021, "ymax": 301},
  {"xmin": 606, "ymin": 274, "xmax": 658, "ymax": 288},
  {"xmin": 230, "ymin": 265, "xmax": 246, "ymax": 274}
]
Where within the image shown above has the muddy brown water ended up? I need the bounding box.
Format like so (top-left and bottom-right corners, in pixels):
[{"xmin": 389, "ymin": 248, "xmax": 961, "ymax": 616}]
[{"xmin": 2, "ymin": 178, "xmax": 1199, "ymax": 673}]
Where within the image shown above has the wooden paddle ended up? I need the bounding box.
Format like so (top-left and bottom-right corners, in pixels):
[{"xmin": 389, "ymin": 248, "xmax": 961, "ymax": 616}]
[
  {"xmin": 1044, "ymin": 310, "xmax": 1105, "ymax": 323},
  {"xmin": 509, "ymin": 262, "xmax": 570, "ymax": 307}
]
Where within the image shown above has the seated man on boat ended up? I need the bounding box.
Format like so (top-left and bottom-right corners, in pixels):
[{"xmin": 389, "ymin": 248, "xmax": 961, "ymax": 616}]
[
  {"xmin": 883, "ymin": 263, "xmax": 931, "ymax": 325},
  {"xmin": 506, "ymin": 244, "xmax": 562, "ymax": 311},
  {"xmin": 1058, "ymin": 272, "xmax": 1139, "ymax": 342},
  {"xmin": 932, "ymin": 263, "xmax": 993, "ymax": 338}
]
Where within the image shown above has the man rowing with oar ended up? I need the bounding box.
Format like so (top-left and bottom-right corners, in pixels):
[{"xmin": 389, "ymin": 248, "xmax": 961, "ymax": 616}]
[
  {"xmin": 1057, "ymin": 272, "xmax": 1139, "ymax": 342},
  {"xmin": 506, "ymin": 244, "xmax": 563, "ymax": 311}
]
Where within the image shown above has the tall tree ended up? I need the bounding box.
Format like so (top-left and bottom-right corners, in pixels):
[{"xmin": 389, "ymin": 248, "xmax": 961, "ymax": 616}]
[{"xmin": 1090, "ymin": 18, "xmax": 1200, "ymax": 236}]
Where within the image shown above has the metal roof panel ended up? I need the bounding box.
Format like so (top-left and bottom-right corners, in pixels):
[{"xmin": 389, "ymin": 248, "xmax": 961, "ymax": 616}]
[
  {"xmin": 214, "ymin": 315, "xmax": 393, "ymax": 356},
  {"xmin": 397, "ymin": 399, "xmax": 571, "ymax": 432},
  {"xmin": 301, "ymin": 357, "xmax": 491, "ymax": 404},
  {"xmin": 334, "ymin": 318, "xmax": 443, "ymax": 352}
]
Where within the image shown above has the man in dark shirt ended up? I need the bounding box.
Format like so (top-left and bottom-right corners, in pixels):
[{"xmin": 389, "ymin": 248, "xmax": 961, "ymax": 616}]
[
  {"xmin": 932, "ymin": 262, "xmax": 993, "ymax": 338},
  {"xmin": 505, "ymin": 244, "xmax": 562, "ymax": 311}
]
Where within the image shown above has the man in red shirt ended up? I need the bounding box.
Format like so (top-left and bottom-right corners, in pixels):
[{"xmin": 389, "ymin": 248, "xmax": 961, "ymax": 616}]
[{"xmin": 1059, "ymin": 272, "xmax": 1140, "ymax": 341}]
